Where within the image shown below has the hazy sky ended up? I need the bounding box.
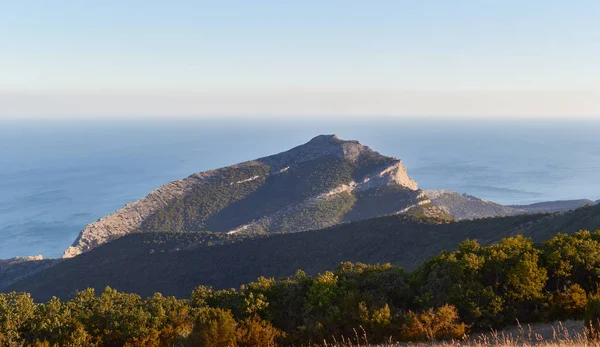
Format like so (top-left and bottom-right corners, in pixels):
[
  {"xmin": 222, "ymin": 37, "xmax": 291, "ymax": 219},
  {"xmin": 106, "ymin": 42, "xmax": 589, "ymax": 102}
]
[{"xmin": 1, "ymin": 1, "xmax": 600, "ymax": 118}]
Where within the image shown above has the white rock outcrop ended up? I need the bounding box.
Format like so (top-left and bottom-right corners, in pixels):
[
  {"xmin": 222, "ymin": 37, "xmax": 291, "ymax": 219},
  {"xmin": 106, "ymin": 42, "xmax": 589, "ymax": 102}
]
[{"xmin": 62, "ymin": 175, "xmax": 213, "ymax": 258}]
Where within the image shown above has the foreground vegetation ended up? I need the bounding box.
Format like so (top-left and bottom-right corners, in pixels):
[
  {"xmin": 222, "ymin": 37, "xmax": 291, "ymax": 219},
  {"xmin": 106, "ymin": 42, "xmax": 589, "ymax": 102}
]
[
  {"xmin": 313, "ymin": 321, "xmax": 600, "ymax": 346},
  {"xmin": 3, "ymin": 229, "xmax": 600, "ymax": 346},
  {"xmin": 308, "ymin": 321, "xmax": 600, "ymax": 346}
]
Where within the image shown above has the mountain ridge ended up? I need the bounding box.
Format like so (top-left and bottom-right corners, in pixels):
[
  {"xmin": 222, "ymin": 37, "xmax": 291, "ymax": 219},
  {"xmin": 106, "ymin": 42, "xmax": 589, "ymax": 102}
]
[
  {"xmin": 425, "ymin": 189, "xmax": 598, "ymax": 220},
  {"xmin": 63, "ymin": 135, "xmax": 425, "ymax": 258},
  {"xmin": 510, "ymin": 198, "xmax": 598, "ymax": 213},
  {"xmin": 3, "ymin": 135, "xmax": 600, "ymax": 299},
  {"xmin": 61, "ymin": 136, "xmax": 600, "ymax": 258}
]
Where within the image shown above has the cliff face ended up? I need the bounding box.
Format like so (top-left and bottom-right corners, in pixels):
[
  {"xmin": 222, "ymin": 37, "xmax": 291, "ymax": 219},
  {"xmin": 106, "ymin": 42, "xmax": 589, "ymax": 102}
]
[
  {"xmin": 62, "ymin": 177, "xmax": 205, "ymax": 258},
  {"xmin": 64, "ymin": 135, "xmax": 423, "ymax": 258}
]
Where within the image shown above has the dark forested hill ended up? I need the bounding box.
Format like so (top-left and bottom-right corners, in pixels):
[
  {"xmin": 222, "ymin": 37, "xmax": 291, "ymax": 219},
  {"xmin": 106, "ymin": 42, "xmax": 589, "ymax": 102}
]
[
  {"xmin": 9, "ymin": 204, "xmax": 600, "ymax": 301},
  {"xmin": 63, "ymin": 135, "xmax": 445, "ymax": 258}
]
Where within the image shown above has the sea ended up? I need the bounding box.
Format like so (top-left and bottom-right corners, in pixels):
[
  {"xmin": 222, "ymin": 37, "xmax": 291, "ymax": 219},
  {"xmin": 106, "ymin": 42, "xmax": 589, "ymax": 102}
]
[{"xmin": 1, "ymin": 117, "xmax": 599, "ymax": 259}]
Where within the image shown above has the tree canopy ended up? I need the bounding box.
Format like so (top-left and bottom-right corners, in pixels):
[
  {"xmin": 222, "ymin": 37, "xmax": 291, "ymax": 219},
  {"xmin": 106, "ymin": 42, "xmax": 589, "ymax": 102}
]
[{"xmin": 3, "ymin": 231, "xmax": 600, "ymax": 346}]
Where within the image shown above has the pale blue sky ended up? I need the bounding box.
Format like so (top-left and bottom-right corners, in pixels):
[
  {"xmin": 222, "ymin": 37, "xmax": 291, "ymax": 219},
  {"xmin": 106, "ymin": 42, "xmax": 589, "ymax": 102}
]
[{"xmin": 1, "ymin": 1, "xmax": 600, "ymax": 117}]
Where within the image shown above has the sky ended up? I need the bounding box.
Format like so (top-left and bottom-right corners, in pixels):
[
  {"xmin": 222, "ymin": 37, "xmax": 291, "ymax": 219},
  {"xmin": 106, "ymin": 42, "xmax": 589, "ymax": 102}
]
[{"xmin": 1, "ymin": 1, "xmax": 600, "ymax": 118}]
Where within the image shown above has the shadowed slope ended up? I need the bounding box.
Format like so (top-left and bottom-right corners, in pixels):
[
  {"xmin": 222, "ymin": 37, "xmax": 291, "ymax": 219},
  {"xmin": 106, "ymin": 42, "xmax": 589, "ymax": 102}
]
[{"xmin": 10, "ymin": 204, "xmax": 600, "ymax": 301}]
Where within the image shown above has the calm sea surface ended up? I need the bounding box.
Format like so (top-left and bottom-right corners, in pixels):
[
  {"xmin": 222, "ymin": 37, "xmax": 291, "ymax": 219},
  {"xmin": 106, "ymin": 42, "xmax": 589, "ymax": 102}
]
[{"xmin": 1, "ymin": 117, "xmax": 599, "ymax": 258}]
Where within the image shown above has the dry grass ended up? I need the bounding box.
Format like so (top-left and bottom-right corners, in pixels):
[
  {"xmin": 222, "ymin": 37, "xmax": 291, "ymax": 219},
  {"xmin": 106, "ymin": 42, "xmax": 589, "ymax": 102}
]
[{"xmin": 317, "ymin": 321, "xmax": 600, "ymax": 346}]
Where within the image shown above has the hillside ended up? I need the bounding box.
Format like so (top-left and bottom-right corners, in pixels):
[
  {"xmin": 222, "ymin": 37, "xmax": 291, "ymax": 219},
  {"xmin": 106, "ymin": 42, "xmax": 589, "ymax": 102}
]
[
  {"xmin": 63, "ymin": 135, "xmax": 443, "ymax": 258},
  {"xmin": 510, "ymin": 199, "xmax": 597, "ymax": 214},
  {"xmin": 9, "ymin": 204, "xmax": 600, "ymax": 301},
  {"xmin": 5, "ymin": 233, "xmax": 600, "ymax": 347},
  {"xmin": 426, "ymin": 189, "xmax": 597, "ymax": 220},
  {"xmin": 0, "ymin": 257, "xmax": 57, "ymax": 290},
  {"xmin": 424, "ymin": 190, "xmax": 522, "ymax": 219}
]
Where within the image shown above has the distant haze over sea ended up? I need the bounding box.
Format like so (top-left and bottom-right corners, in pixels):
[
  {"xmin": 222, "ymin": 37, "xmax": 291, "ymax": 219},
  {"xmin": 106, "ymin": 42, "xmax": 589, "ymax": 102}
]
[{"xmin": 1, "ymin": 117, "xmax": 599, "ymax": 258}]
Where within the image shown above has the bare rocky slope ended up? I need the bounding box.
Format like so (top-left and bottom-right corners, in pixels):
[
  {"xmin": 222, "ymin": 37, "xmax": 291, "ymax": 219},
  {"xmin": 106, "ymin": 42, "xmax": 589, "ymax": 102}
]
[
  {"xmin": 63, "ymin": 135, "xmax": 443, "ymax": 258},
  {"xmin": 424, "ymin": 190, "xmax": 522, "ymax": 220},
  {"xmin": 425, "ymin": 190, "xmax": 598, "ymax": 220}
]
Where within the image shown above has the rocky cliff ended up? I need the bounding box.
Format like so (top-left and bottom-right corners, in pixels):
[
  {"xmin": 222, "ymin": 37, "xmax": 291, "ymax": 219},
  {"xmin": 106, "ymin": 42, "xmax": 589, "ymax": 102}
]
[
  {"xmin": 64, "ymin": 135, "xmax": 425, "ymax": 258},
  {"xmin": 62, "ymin": 177, "xmax": 208, "ymax": 258}
]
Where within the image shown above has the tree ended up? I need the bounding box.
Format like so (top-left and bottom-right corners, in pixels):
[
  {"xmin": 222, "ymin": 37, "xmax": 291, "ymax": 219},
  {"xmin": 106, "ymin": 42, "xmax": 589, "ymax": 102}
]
[
  {"xmin": 253, "ymin": 271, "xmax": 311, "ymax": 344},
  {"xmin": 0, "ymin": 292, "xmax": 36, "ymax": 346},
  {"xmin": 187, "ymin": 308, "xmax": 237, "ymax": 347},
  {"xmin": 412, "ymin": 240, "xmax": 502, "ymax": 326},
  {"xmin": 74, "ymin": 287, "xmax": 152, "ymax": 346},
  {"xmin": 303, "ymin": 271, "xmax": 342, "ymax": 339},
  {"xmin": 25, "ymin": 297, "xmax": 94, "ymax": 346},
  {"xmin": 479, "ymin": 236, "xmax": 547, "ymax": 323},
  {"xmin": 336, "ymin": 262, "xmax": 409, "ymax": 312},
  {"xmin": 357, "ymin": 302, "xmax": 392, "ymax": 342},
  {"xmin": 190, "ymin": 286, "xmax": 243, "ymax": 317},
  {"xmin": 542, "ymin": 231, "xmax": 600, "ymax": 292},
  {"xmin": 143, "ymin": 293, "xmax": 193, "ymax": 345}
]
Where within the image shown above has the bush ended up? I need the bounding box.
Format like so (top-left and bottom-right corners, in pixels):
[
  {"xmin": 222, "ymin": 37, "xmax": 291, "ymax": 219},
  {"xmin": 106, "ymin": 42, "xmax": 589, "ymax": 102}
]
[
  {"xmin": 585, "ymin": 295, "xmax": 600, "ymax": 339},
  {"xmin": 236, "ymin": 316, "xmax": 283, "ymax": 347},
  {"xmin": 550, "ymin": 284, "xmax": 587, "ymax": 320},
  {"xmin": 357, "ymin": 302, "xmax": 392, "ymax": 343},
  {"xmin": 400, "ymin": 305, "xmax": 467, "ymax": 341}
]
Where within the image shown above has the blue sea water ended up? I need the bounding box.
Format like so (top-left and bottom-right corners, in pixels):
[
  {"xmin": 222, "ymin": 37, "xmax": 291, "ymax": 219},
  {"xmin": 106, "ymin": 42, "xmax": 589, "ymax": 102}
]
[{"xmin": 1, "ymin": 117, "xmax": 599, "ymax": 259}]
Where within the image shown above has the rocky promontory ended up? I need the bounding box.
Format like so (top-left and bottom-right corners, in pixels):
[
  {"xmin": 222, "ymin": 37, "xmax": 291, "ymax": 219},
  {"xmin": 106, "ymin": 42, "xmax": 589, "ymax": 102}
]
[{"xmin": 64, "ymin": 135, "xmax": 424, "ymax": 258}]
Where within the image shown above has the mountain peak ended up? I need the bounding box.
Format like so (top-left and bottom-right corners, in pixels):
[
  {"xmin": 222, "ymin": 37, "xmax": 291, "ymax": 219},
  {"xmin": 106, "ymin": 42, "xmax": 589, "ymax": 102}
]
[
  {"xmin": 63, "ymin": 135, "xmax": 416, "ymax": 258},
  {"xmin": 259, "ymin": 134, "xmax": 375, "ymax": 169},
  {"xmin": 307, "ymin": 134, "xmax": 343, "ymax": 143}
]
